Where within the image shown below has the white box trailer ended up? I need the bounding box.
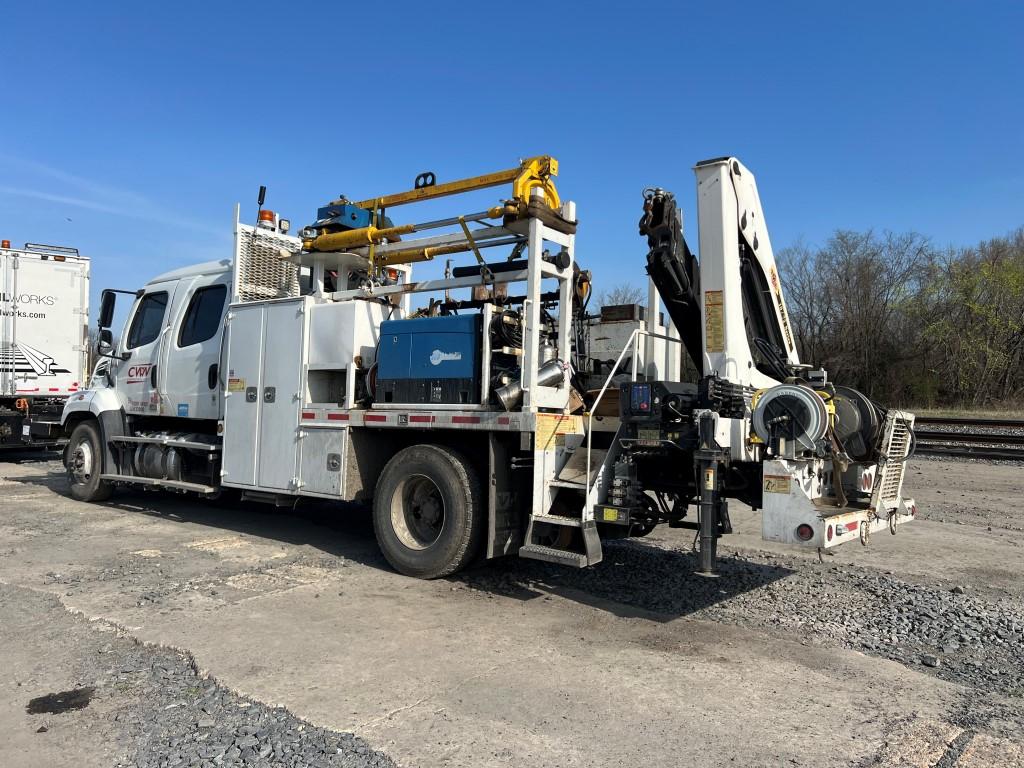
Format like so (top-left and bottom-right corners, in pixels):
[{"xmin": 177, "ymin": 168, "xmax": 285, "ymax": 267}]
[{"xmin": 0, "ymin": 241, "xmax": 89, "ymax": 447}]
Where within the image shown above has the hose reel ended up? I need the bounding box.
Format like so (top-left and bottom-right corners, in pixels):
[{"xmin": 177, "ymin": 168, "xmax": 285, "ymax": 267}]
[{"xmin": 751, "ymin": 384, "xmax": 829, "ymax": 452}]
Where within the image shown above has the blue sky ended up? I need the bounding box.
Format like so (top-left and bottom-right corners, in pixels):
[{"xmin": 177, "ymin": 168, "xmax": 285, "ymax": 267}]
[{"xmin": 2, "ymin": 2, "xmax": 1021, "ymax": 312}]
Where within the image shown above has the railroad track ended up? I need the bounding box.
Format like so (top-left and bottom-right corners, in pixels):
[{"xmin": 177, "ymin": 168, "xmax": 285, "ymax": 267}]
[
  {"xmin": 915, "ymin": 415, "xmax": 1024, "ymax": 429},
  {"xmin": 912, "ymin": 415, "xmax": 1024, "ymax": 461}
]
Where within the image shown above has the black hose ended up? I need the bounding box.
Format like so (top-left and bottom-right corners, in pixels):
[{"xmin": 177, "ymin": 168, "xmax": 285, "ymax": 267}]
[{"xmin": 753, "ymin": 336, "xmax": 793, "ymax": 381}]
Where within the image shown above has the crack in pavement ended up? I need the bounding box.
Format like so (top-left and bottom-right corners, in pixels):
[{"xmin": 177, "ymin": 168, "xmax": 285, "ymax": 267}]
[{"xmin": 358, "ymin": 652, "xmax": 543, "ymax": 730}]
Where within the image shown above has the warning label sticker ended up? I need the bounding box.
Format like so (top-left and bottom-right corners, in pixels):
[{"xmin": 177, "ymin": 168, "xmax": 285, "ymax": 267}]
[
  {"xmin": 227, "ymin": 378, "xmax": 246, "ymax": 393},
  {"xmin": 763, "ymin": 474, "xmax": 792, "ymax": 494},
  {"xmin": 705, "ymin": 290, "xmax": 724, "ymax": 352},
  {"xmin": 536, "ymin": 413, "xmax": 582, "ymax": 452}
]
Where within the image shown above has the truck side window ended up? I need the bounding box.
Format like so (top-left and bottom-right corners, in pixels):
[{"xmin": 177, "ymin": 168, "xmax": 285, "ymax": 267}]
[
  {"xmin": 178, "ymin": 285, "xmax": 227, "ymax": 347},
  {"xmin": 125, "ymin": 292, "xmax": 168, "ymax": 349}
]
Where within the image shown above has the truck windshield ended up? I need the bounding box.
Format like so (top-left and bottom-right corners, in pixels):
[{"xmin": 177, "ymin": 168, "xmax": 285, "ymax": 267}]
[{"xmin": 126, "ymin": 292, "xmax": 168, "ymax": 349}]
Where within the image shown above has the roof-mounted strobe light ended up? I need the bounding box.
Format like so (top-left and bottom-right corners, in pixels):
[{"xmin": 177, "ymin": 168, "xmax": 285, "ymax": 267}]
[
  {"xmin": 257, "ymin": 209, "xmax": 277, "ymax": 230},
  {"xmin": 1, "ymin": 240, "xmax": 10, "ymax": 249}
]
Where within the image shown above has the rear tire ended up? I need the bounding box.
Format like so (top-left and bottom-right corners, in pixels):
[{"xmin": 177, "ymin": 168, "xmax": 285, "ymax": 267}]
[
  {"xmin": 65, "ymin": 421, "xmax": 113, "ymax": 502},
  {"xmin": 373, "ymin": 444, "xmax": 483, "ymax": 578}
]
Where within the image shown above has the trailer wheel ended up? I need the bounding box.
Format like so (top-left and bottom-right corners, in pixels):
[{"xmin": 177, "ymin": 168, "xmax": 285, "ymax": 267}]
[
  {"xmin": 373, "ymin": 444, "xmax": 483, "ymax": 578},
  {"xmin": 66, "ymin": 421, "xmax": 113, "ymax": 502}
]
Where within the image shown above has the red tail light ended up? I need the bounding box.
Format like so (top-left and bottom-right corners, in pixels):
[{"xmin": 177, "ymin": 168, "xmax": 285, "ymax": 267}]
[{"xmin": 796, "ymin": 524, "xmax": 815, "ymax": 541}]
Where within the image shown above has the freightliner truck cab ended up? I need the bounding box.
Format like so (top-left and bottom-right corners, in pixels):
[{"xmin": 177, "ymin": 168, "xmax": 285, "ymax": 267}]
[{"xmin": 63, "ymin": 258, "xmax": 233, "ymax": 499}]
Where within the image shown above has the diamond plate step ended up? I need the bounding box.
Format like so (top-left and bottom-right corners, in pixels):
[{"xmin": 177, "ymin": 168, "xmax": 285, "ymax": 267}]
[{"xmin": 518, "ymin": 544, "xmax": 588, "ymax": 568}]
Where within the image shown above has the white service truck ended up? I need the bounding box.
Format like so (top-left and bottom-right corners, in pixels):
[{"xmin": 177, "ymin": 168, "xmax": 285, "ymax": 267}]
[
  {"xmin": 61, "ymin": 156, "xmax": 917, "ymax": 578},
  {"xmin": 1, "ymin": 240, "xmax": 89, "ymax": 449}
]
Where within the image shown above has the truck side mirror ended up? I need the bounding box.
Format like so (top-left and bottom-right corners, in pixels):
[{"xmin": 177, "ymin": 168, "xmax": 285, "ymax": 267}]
[
  {"xmin": 97, "ymin": 328, "xmax": 113, "ymax": 356},
  {"xmin": 98, "ymin": 290, "xmax": 116, "ymax": 329}
]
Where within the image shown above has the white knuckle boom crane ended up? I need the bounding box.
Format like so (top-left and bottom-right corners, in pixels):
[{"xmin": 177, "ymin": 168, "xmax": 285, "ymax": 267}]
[{"xmin": 61, "ymin": 155, "xmax": 917, "ymax": 578}]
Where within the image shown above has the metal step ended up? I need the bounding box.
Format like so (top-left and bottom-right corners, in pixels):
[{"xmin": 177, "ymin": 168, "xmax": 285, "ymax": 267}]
[
  {"xmin": 530, "ymin": 514, "xmax": 582, "ymax": 527},
  {"xmin": 518, "ymin": 544, "xmax": 588, "ymax": 568},
  {"xmin": 100, "ymin": 474, "xmax": 219, "ymax": 495},
  {"xmin": 109, "ymin": 435, "xmax": 221, "ymax": 452},
  {"xmin": 548, "ymin": 479, "xmax": 586, "ymax": 490},
  {"xmin": 554, "ymin": 448, "xmax": 607, "ymax": 486}
]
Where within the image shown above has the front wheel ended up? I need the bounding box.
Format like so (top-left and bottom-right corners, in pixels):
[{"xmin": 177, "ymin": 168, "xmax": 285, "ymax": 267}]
[
  {"xmin": 65, "ymin": 421, "xmax": 113, "ymax": 502},
  {"xmin": 372, "ymin": 444, "xmax": 483, "ymax": 578}
]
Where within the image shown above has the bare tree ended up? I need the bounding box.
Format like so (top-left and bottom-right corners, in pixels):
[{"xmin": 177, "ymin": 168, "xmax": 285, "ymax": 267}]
[
  {"xmin": 778, "ymin": 230, "xmax": 932, "ymax": 404},
  {"xmin": 598, "ymin": 283, "xmax": 645, "ymax": 308}
]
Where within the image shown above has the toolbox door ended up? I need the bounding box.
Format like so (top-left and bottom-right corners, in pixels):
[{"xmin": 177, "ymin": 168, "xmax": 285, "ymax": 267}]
[
  {"xmin": 255, "ymin": 300, "xmax": 303, "ymax": 490},
  {"xmin": 221, "ymin": 303, "xmax": 266, "ymax": 487}
]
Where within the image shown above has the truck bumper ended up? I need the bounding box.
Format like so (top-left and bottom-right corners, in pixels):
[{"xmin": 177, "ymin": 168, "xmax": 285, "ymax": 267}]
[
  {"xmin": 763, "ymin": 492, "xmax": 917, "ymax": 549},
  {"xmin": 0, "ymin": 410, "xmax": 63, "ymax": 447}
]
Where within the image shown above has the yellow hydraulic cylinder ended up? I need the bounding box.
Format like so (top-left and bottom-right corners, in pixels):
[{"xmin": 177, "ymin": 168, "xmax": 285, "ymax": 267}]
[
  {"xmin": 303, "ymin": 223, "xmax": 416, "ymax": 252},
  {"xmin": 374, "ymin": 240, "xmax": 477, "ymax": 267},
  {"xmin": 342, "ymin": 156, "xmax": 560, "ymax": 211}
]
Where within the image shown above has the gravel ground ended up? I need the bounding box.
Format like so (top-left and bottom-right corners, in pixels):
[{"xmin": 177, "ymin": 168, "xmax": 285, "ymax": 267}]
[
  {"xmin": 4, "ymin": 453, "xmax": 1024, "ymax": 766},
  {"xmin": 459, "ymin": 535, "xmax": 1024, "ymax": 761},
  {"xmin": 111, "ymin": 646, "xmax": 397, "ymax": 768},
  {"xmin": 460, "ymin": 540, "xmax": 1024, "ymax": 696},
  {"xmin": 8, "ymin": 582, "xmax": 396, "ymax": 768}
]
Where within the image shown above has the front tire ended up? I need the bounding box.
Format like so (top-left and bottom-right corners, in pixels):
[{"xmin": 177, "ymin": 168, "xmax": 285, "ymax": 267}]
[
  {"xmin": 372, "ymin": 444, "xmax": 483, "ymax": 578},
  {"xmin": 65, "ymin": 421, "xmax": 113, "ymax": 502}
]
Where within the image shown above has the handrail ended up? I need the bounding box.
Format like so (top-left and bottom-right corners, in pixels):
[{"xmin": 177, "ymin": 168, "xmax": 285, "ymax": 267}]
[{"xmin": 583, "ymin": 327, "xmax": 683, "ymax": 519}]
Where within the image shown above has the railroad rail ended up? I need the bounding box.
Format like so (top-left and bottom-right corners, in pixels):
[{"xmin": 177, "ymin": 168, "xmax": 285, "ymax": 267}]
[
  {"xmin": 915, "ymin": 415, "xmax": 1024, "ymax": 429},
  {"xmin": 912, "ymin": 415, "xmax": 1024, "ymax": 461}
]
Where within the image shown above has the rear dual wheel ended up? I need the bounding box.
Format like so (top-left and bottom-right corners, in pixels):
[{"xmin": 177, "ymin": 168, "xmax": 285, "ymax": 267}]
[{"xmin": 373, "ymin": 444, "xmax": 484, "ymax": 579}]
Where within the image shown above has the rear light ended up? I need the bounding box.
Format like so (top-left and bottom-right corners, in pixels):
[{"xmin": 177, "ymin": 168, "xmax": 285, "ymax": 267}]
[
  {"xmin": 1, "ymin": 239, "xmax": 10, "ymax": 249},
  {"xmin": 53, "ymin": 255, "xmax": 66, "ymax": 262},
  {"xmin": 796, "ymin": 523, "xmax": 815, "ymax": 541},
  {"xmin": 910, "ymin": 503, "xmax": 917, "ymax": 516},
  {"xmin": 826, "ymin": 524, "xmax": 833, "ymax": 542}
]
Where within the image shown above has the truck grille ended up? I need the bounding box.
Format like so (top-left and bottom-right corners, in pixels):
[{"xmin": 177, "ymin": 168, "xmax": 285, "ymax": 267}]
[{"xmin": 233, "ymin": 225, "xmax": 301, "ymax": 303}]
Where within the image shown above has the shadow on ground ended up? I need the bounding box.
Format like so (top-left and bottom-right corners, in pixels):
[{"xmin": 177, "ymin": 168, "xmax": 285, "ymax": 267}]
[
  {"xmin": 454, "ymin": 542, "xmax": 794, "ymax": 622},
  {"xmin": 7, "ymin": 463, "xmax": 794, "ymax": 622},
  {"xmin": 0, "ymin": 448, "xmax": 62, "ymax": 465}
]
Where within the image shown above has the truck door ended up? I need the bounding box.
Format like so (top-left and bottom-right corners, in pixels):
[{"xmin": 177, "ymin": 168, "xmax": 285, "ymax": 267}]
[
  {"xmin": 115, "ymin": 281, "xmax": 176, "ymax": 416},
  {"xmin": 162, "ymin": 276, "xmax": 228, "ymax": 420}
]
